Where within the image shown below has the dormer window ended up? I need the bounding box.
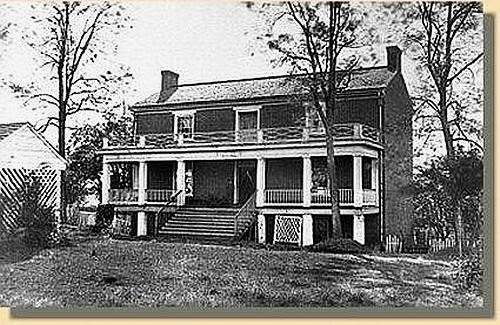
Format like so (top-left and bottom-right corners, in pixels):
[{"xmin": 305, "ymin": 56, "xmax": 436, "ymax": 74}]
[{"xmin": 174, "ymin": 111, "xmax": 195, "ymax": 140}]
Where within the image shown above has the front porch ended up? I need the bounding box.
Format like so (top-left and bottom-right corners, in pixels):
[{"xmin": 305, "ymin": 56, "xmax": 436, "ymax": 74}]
[
  {"xmin": 101, "ymin": 154, "xmax": 380, "ymax": 244},
  {"xmin": 102, "ymin": 155, "xmax": 379, "ymax": 209}
]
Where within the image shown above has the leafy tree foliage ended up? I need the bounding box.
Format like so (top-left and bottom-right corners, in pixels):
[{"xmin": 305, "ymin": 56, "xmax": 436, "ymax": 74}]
[
  {"xmin": 413, "ymin": 148, "xmax": 483, "ymax": 243},
  {"xmin": 66, "ymin": 112, "xmax": 133, "ymax": 204}
]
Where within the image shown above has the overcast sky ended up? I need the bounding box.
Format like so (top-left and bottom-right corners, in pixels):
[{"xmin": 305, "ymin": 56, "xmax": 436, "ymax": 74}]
[
  {"xmin": 0, "ymin": 1, "xmax": 405, "ymax": 125},
  {"xmin": 0, "ymin": 0, "xmax": 289, "ymax": 126},
  {"xmin": 0, "ymin": 0, "xmax": 482, "ymax": 164}
]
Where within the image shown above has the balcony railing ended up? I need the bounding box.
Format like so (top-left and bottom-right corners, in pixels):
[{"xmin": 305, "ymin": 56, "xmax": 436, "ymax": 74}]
[
  {"xmin": 311, "ymin": 189, "xmax": 354, "ymax": 205},
  {"xmin": 363, "ymin": 189, "xmax": 378, "ymax": 205},
  {"xmin": 146, "ymin": 189, "xmax": 176, "ymax": 202},
  {"xmin": 105, "ymin": 123, "xmax": 381, "ymax": 149},
  {"xmin": 109, "ymin": 189, "xmax": 138, "ymax": 203}
]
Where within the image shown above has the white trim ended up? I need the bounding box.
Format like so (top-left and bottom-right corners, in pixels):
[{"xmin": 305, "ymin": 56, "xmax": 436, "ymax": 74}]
[
  {"xmin": 100, "ymin": 142, "xmax": 382, "ymax": 159},
  {"xmin": 233, "ymin": 160, "xmax": 239, "ymax": 205},
  {"xmin": 260, "ymin": 207, "xmax": 380, "ymax": 215},
  {"xmin": 173, "ymin": 109, "xmax": 197, "ymax": 116},
  {"xmin": 173, "ymin": 112, "xmax": 195, "ymax": 139},
  {"xmin": 234, "ymin": 105, "xmax": 261, "ymax": 132},
  {"xmin": 102, "ymin": 145, "xmax": 381, "ymax": 163}
]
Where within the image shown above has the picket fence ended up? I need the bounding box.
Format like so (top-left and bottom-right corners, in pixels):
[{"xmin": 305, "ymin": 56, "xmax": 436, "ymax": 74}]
[{"xmin": 384, "ymin": 233, "xmax": 477, "ymax": 254}]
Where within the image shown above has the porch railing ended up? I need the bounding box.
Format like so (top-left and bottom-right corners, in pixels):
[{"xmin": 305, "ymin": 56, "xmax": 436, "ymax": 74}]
[
  {"xmin": 146, "ymin": 189, "xmax": 176, "ymax": 202},
  {"xmin": 105, "ymin": 123, "xmax": 381, "ymax": 149},
  {"xmin": 311, "ymin": 188, "xmax": 354, "ymax": 205},
  {"xmin": 234, "ymin": 192, "xmax": 257, "ymax": 238},
  {"xmin": 264, "ymin": 189, "xmax": 303, "ymax": 204},
  {"xmin": 109, "ymin": 189, "xmax": 138, "ymax": 203},
  {"xmin": 363, "ymin": 189, "xmax": 377, "ymax": 205}
]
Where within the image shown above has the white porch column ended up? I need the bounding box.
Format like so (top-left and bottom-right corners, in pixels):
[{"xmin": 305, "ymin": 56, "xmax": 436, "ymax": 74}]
[
  {"xmin": 257, "ymin": 214, "xmax": 266, "ymax": 244},
  {"xmin": 256, "ymin": 157, "xmax": 266, "ymax": 207},
  {"xmin": 353, "ymin": 212, "xmax": 365, "ymax": 245},
  {"xmin": 132, "ymin": 164, "xmax": 139, "ymax": 190},
  {"xmin": 176, "ymin": 160, "xmax": 186, "ymax": 206},
  {"xmin": 353, "ymin": 155, "xmax": 363, "ymax": 207},
  {"xmin": 138, "ymin": 161, "xmax": 147, "ymax": 204},
  {"xmin": 233, "ymin": 160, "xmax": 239, "ymax": 205},
  {"xmin": 302, "ymin": 155, "xmax": 312, "ymax": 207},
  {"xmin": 372, "ymin": 158, "xmax": 379, "ymax": 200},
  {"xmin": 302, "ymin": 214, "xmax": 313, "ymax": 246},
  {"xmin": 101, "ymin": 162, "xmax": 110, "ymax": 204},
  {"xmin": 137, "ymin": 211, "xmax": 147, "ymax": 237}
]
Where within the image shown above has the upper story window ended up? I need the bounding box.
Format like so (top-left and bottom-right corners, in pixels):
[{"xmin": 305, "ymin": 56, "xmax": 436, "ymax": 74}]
[
  {"xmin": 234, "ymin": 106, "xmax": 260, "ymax": 142},
  {"xmin": 174, "ymin": 111, "xmax": 195, "ymax": 139},
  {"xmin": 305, "ymin": 102, "xmax": 325, "ymax": 133}
]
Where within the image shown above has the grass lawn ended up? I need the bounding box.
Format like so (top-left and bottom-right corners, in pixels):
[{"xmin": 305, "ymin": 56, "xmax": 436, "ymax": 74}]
[{"xmin": 0, "ymin": 238, "xmax": 482, "ymax": 308}]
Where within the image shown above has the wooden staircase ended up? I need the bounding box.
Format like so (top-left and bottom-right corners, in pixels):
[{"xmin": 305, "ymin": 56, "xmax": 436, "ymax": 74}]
[{"xmin": 158, "ymin": 207, "xmax": 239, "ymax": 239}]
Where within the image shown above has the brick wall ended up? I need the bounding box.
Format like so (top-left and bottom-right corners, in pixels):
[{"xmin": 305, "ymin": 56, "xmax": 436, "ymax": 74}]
[
  {"xmin": 265, "ymin": 158, "xmax": 302, "ymax": 189},
  {"xmin": 136, "ymin": 112, "xmax": 174, "ymax": 135},
  {"xmin": 195, "ymin": 108, "xmax": 235, "ymax": 132},
  {"xmin": 334, "ymin": 98, "xmax": 379, "ymax": 128},
  {"xmin": 261, "ymin": 103, "xmax": 304, "ymax": 129},
  {"xmin": 190, "ymin": 161, "xmax": 234, "ymax": 206},
  {"xmin": 383, "ymin": 74, "xmax": 414, "ymax": 239}
]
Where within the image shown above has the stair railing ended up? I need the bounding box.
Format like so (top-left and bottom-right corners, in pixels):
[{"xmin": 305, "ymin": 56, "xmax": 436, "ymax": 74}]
[
  {"xmin": 234, "ymin": 192, "xmax": 257, "ymax": 239},
  {"xmin": 155, "ymin": 189, "xmax": 183, "ymax": 236}
]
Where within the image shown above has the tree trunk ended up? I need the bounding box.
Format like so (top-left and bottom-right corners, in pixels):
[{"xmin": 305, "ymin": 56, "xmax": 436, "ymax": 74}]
[
  {"xmin": 326, "ymin": 132, "xmax": 342, "ymax": 239},
  {"xmin": 58, "ymin": 107, "xmax": 67, "ymax": 223},
  {"xmin": 439, "ymin": 81, "xmax": 454, "ymax": 157}
]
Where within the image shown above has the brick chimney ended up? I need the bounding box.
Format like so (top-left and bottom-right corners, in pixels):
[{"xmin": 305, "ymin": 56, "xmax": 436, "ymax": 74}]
[
  {"xmin": 386, "ymin": 46, "xmax": 402, "ymax": 73},
  {"xmin": 158, "ymin": 70, "xmax": 179, "ymax": 102}
]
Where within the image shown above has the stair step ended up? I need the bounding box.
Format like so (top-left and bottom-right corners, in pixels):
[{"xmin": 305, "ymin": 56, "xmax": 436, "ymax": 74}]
[
  {"xmin": 165, "ymin": 223, "xmax": 234, "ymax": 230},
  {"xmin": 168, "ymin": 220, "xmax": 234, "ymax": 226},
  {"xmin": 173, "ymin": 214, "xmax": 235, "ymax": 218},
  {"xmin": 159, "ymin": 229, "xmax": 234, "ymax": 237},
  {"xmin": 170, "ymin": 216, "xmax": 234, "ymax": 221},
  {"xmin": 175, "ymin": 212, "xmax": 236, "ymax": 217}
]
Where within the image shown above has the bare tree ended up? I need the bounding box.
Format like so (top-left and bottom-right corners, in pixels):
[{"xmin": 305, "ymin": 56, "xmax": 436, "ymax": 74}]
[
  {"xmin": 6, "ymin": 1, "xmax": 132, "ymax": 220},
  {"xmin": 256, "ymin": 1, "xmax": 360, "ymax": 238},
  {"xmin": 409, "ymin": 2, "xmax": 483, "ymax": 157}
]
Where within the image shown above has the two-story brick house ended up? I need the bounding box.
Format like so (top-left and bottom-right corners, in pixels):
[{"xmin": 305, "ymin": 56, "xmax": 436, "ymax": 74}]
[{"xmin": 99, "ymin": 46, "xmax": 413, "ymax": 248}]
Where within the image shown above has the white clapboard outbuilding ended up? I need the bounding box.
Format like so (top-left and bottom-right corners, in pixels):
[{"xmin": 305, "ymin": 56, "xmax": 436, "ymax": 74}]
[{"xmin": 0, "ymin": 122, "xmax": 67, "ymax": 234}]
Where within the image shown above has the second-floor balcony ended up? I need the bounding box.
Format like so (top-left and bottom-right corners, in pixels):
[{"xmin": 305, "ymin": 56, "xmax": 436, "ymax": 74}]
[{"xmin": 104, "ymin": 123, "xmax": 381, "ymax": 150}]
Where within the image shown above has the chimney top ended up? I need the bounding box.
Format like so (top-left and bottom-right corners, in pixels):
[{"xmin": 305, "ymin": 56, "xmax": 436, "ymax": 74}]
[
  {"xmin": 386, "ymin": 46, "xmax": 402, "ymax": 73},
  {"xmin": 159, "ymin": 70, "xmax": 179, "ymax": 102}
]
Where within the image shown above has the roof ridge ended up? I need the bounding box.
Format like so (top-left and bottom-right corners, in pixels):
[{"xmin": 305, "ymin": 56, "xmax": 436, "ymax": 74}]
[
  {"xmin": 0, "ymin": 121, "xmax": 28, "ymax": 127},
  {"xmin": 173, "ymin": 65, "xmax": 389, "ymax": 88}
]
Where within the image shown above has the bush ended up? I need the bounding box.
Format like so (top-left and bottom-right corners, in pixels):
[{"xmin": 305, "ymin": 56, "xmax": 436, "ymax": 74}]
[
  {"xmin": 22, "ymin": 205, "xmax": 57, "ymax": 248},
  {"xmin": 451, "ymin": 249, "xmax": 483, "ymax": 295},
  {"xmin": 308, "ymin": 238, "xmax": 369, "ymax": 254},
  {"xmin": 18, "ymin": 177, "xmax": 66, "ymax": 248},
  {"xmin": 91, "ymin": 204, "xmax": 115, "ymax": 234}
]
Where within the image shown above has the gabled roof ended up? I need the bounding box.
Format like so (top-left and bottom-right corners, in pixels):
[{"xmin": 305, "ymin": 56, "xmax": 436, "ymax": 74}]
[
  {"xmin": 134, "ymin": 66, "xmax": 396, "ymax": 109},
  {"xmin": 0, "ymin": 122, "xmax": 67, "ymax": 170},
  {"xmin": 0, "ymin": 122, "xmax": 26, "ymax": 142}
]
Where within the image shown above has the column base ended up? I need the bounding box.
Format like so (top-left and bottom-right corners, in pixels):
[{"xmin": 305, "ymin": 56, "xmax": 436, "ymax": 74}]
[
  {"xmin": 257, "ymin": 214, "xmax": 266, "ymax": 244},
  {"xmin": 302, "ymin": 214, "xmax": 313, "ymax": 246},
  {"xmin": 137, "ymin": 211, "xmax": 147, "ymax": 237},
  {"xmin": 353, "ymin": 212, "xmax": 365, "ymax": 245}
]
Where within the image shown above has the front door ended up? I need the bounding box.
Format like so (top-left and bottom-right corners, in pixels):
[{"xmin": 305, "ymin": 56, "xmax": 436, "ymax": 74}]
[
  {"xmin": 237, "ymin": 160, "xmax": 257, "ymax": 204},
  {"xmin": 238, "ymin": 111, "xmax": 258, "ymax": 143}
]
